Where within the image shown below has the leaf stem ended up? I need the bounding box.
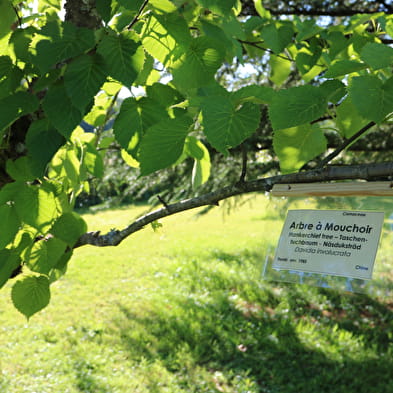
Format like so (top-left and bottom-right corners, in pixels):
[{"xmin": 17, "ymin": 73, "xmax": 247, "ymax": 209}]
[
  {"xmin": 95, "ymin": 90, "xmax": 120, "ymax": 148},
  {"xmin": 317, "ymin": 121, "xmax": 375, "ymax": 168},
  {"xmin": 127, "ymin": 0, "xmax": 150, "ymax": 30},
  {"xmin": 237, "ymin": 143, "xmax": 248, "ymax": 184},
  {"xmin": 238, "ymin": 40, "xmax": 294, "ymax": 63}
]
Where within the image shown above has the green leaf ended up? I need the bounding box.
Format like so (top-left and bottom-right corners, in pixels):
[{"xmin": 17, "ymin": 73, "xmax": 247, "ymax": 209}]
[
  {"xmin": 0, "ymin": 56, "xmax": 23, "ymax": 98},
  {"xmin": 269, "ymin": 54, "xmax": 291, "ymax": 86},
  {"xmin": 9, "ymin": 26, "xmax": 37, "ymax": 64},
  {"xmin": 27, "ymin": 237, "xmax": 67, "ymax": 275},
  {"xmin": 0, "ymin": 0, "xmax": 16, "ymax": 41},
  {"xmin": 268, "ymin": 86, "xmax": 327, "ymax": 130},
  {"xmin": 32, "ymin": 69, "xmax": 62, "ymax": 92},
  {"xmin": 201, "ymin": 20, "xmax": 235, "ymax": 60},
  {"xmin": 146, "ymin": 83, "xmax": 184, "ymax": 110},
  {"xmin": 196, "ymin": 0, "xmax": 237, "ymax": 15},
  {"xmin": 64, "ymin": 54, "xmax": 107, "ymax": 111},
  {"xmin": 0, "ymin": 181, "xmax": 24, "ymax": 205},
  {"xmin": 154, "ymin": 12, "xmax": 192, "ymax": 47},
  {"xmin": 0, "ymin": 205, "xmax": 20, "ymax": 249},
  {"xmin": 14, "ymin": 184, "xmax": 59, "ymax": 232},
  {"xmin": 295, "ymin": 41, "xmax": 322, "ymax": 76},
  {"xmin": 386, "ymin": 19, "xmax": 393, "ymax": 39},
  {"xmin": 172, "ymin": 36, "xmax": 224, "ymax": 89},
  {"xmin": 185, "ymin": 136, "xmax": 205, "ymax": 160},
  {"xmin": 49, "ymin": 250, "xmax": 72, "ymax": 283},
  {"xmin": 324, "ymin": 59, "xmax": 367, "ymax": 78},
  {"xmin": 35, "ymin": 22, "xmax": 96, "ymax": 73},
  {"xmin": 273, "ymin": 124, "xmax": 327, "ymax": 173},
  {"xmin": 149, "ymin": 0, "xmax": 177, "ymax": 13},
  {"xmin": 360, "ymin": 42, "xmax": 393, "ymax": 70},
  {"xmin": 0, "ymin": 249, "xmax": 21, "ymax": 289},
  {"xmin": 118, "ymin": 0, "xmax": 144, "ymax": 11},
  {"xmin": 97, "ymin": 30, "xmax": 141, "ymax": 86},
  {"xmin": 222, "ymin": 15, "xmax": 246, "ymax": 40},
  {"xmin": 0, "ymin": 92, "xmax": 39, "ymax": 136},
  {"xmin": 38, "ymin": 0, "xmax": 61, "ymax": 12},
  {"xmin": 121, "ymin": 149, "xmax": 139, "ymax": 168},
  {"xmin": 336, "ymin": 97, "xmax": 370, "ymax": 138},
  {"xmin": 192, "ymin": 159, "xmax": 209, "ymax": 189},
  {"xmin": 6, "ymin": 157, "xmax": 36, "ymax": 182},
  {"xmin": 26, "ymin": 119, "xmax": 66, "ymax": 176},
  {"xmin": 185, "ymin": 137, "xmax": 211, "ymax": 188},
  {"xmin": 96, "ymin": 0, "xmax": 114, "ymax": 22},
  {"xmin": 62, "ymin": 148, "xmax": 81, "ymax": 187},
  {"xmin": 114, "ymin": 97, "xmax": 168, "ymax": 151},
  {"xmin": 231, "ymin": 85, "xmax": 275, "ymax": 105},
  {"xmin": 201, "ymin": 96, "xmax": 261, "ymax": 154},
  {"xmin": 141, "ymin": 14, "xmax": 187, "ymax": 66},
  {"xmin": 134, "ymin": 52, "xmax": 155, "ymax": 86},
  {"xmin": 326, "ymin": 31, "xmax": 349, "ymax": 60},
  {"xmin": 349, "ymin": 75, "xmax": 393, "ymax": 123},
  {"xmin": 150, "ymin": 220, "xmax": 163, "ymax": 232},
  {"xmin": 84, "ymin": 143, "xmax": 104, "ymax": 178},
  {"xmin": 253, "ymin": 0, "xmax": 270, "ymax": 18},
  {"xmin": 139, "ymin": 116, "xmax": 192, "ymax": 175},
  {"xmin": 11, "ymin": 275, "xmax": 50, "ymax": 319},
  {"xmin": 50, "ymin": 212, "xmax": 87, "ymax": 247},
  {"xmin": 43, "ymin": 82, "xmax": 83, "ymax": 138},
  {"xmin": 319, "ymin": 79, "xmax": 346, "ymax": 104},
  {"xmin": 295, "ymin": 19, "xmax": 321, "ymax": 41},
  {"xmin": 260, "ymin": 22, "xmax": 294, "ymax": 54}
]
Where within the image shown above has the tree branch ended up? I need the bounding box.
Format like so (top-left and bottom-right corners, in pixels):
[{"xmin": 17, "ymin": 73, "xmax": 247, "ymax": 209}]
[
  {"xmin": 318, "ymin": 121, "xmax": 376, "ymax": 168},
  {"xmin": 238, "ymin": 40, "xmax": 294, "ymax": 63},
  {"xmin": 127, "ymin": 0, "xmax": 150, "ymax": 30},
  {"xmin": 237, "ymin": 143, "xmax": 248, "ymax": 184},
  {"xmin": 74, "ymin": 161, "xmax": 393, "ymax": 249},
  {"xmin": 264, "ymin": 7, "xmax": 384, "ymax": 17}
]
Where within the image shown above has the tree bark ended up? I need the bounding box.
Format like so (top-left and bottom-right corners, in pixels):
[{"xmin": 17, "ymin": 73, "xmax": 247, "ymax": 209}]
[{"xmin": 64, "ymin": 0, "xmax": 101, "ymax": 29}]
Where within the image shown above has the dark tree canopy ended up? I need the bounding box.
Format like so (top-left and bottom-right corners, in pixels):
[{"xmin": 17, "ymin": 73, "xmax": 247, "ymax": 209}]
[{"xmin": 241, "ymin": 0, "xmax": 393, "ymax": 16}]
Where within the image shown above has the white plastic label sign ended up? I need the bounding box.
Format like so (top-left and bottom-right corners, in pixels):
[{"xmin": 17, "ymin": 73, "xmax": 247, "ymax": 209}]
[{"xmin": 272, "ymin": 210, "xmax": 384, "ymax": 279}]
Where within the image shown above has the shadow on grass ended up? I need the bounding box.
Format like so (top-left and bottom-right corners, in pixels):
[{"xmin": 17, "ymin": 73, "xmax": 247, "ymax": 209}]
[
  {"xmin": 112, "ymin": 248, "xmax": 393, "ymax": 393},
  {"xmin": 72, "ymin": 357, "xmax": 109, "ymax": 393}
]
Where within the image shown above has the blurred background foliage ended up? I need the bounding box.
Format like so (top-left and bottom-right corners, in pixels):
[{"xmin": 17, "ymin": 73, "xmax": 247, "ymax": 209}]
[{"xmin": 76, "ymin": 0, "xmax": 393, "ymax": 208}]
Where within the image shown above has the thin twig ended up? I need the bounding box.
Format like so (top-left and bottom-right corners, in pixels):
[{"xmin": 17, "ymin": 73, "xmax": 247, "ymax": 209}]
[
  {"xmin": 317, "ymin": 121, "xmax": 376, "ymax": 168},
  {"xmin": 157, "ymin": 195, "xmax": 170, "ymax": 209},
  {"xmin": 12, "ymin": 4, "xmax": 22, "ymax": 27},
  {"xmin": 237, "ymin": 143, "xmax": 248, "ymax": 184},
  {"xmin": 238, "ymin": 39, "xmax": 325, "ymax": 68},
  {"xmin": 238, "ymin": 40, "xmax": 294, "ymax": 63},
  {"xmin": 127, "ymin": 0, "xmax": 150, "ymax": 30},
  {"xmin": 94, "ymin": 90, "xmax": 119, "ymax": 148}
]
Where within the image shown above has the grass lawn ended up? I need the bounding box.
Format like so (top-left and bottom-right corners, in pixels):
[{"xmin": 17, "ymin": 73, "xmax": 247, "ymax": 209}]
[{"xmin": 0, "ymin": 195, "xmax": 392, "ymax": 392}]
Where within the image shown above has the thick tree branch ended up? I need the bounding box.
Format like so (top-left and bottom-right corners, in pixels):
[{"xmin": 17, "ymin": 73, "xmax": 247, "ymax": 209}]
[
  {"xmin": 64, "ymin": 0, "xmax": 101, "ymax": 29},
  {"xmin": 74, "ymin": 161, "xmax": 393, "ymax": 249}
]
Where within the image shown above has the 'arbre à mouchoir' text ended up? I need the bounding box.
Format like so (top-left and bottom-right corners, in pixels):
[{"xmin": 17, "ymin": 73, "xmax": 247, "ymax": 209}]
[{"xmin": 289, "ymin": 221, "xmax": 373, "ymax": 234}]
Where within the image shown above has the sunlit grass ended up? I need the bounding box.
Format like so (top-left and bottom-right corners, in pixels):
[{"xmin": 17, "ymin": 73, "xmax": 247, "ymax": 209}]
[{"xmin": 0, "ymin": 195, "xmax": 392, "ymax": 392}]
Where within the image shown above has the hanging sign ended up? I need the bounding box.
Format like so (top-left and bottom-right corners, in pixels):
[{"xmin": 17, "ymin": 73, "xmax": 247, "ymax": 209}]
[{"xmin": 272, "ymin": 210, "xmax": 384, "ymax": 280}]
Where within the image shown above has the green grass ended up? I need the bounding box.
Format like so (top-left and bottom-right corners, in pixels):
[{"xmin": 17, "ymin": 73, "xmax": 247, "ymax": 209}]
[{"xmin": 0, "ymin": 195, "xmax": 392, "ymax": 392}]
